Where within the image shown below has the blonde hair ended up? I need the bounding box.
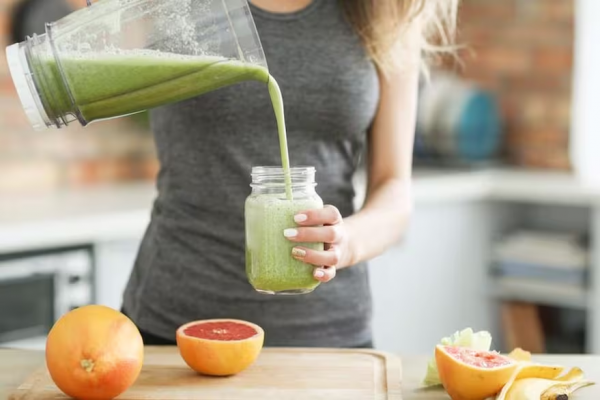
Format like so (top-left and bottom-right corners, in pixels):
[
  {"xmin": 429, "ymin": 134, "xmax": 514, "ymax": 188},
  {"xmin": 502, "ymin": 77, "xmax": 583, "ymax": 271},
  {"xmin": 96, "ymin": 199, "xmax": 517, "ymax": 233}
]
[{"xmin": 341, "ymin": 0, "xmax": 460, "ymax": 76}]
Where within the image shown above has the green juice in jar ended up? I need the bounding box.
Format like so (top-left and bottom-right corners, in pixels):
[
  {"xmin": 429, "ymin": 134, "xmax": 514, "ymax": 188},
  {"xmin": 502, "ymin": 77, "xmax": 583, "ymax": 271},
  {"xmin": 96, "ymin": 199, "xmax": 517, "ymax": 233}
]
[
  {"xmin": 245, "ymin": 167, "xmax": 324, "ymax": 295},
  {"xmin": 244, "ymin": 72, "xmax": 323, "ymax": 295}
]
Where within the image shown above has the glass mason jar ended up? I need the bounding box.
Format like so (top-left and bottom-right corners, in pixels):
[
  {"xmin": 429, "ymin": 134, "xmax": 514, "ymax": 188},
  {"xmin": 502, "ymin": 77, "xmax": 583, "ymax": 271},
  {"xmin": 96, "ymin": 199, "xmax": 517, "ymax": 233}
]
[
  {"xmin": 5, "ymin": 0, "xmax": 268, "ymax": 131},
  {"xmin": 245, "ymin": 166, "xmax": 324, "ymax": 295}
]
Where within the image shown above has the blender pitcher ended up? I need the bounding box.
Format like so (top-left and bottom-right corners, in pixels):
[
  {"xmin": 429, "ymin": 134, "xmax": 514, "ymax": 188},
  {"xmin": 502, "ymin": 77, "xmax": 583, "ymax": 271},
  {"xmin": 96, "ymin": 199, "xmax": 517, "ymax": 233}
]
[{"xmin": 5, "ymin": 0, "xmax": 268, "ymax": 131}]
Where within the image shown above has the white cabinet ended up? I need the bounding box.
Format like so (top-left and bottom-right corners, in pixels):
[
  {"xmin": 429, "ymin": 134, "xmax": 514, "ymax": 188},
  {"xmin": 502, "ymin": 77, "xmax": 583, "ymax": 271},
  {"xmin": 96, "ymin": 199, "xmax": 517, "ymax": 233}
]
[
  {"xmin": 369, "ymin": 200, "xmax": 498, "ymax": 355},
  {"xmin": 94, "ymin": 239, "xmax": 142, "ymax": 310}
]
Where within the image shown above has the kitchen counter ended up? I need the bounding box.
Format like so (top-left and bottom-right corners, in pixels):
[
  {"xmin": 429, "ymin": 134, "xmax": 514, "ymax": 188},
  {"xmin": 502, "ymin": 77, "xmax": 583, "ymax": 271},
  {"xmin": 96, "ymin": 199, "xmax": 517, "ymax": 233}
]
[
  {"xmin": 2, "ymin": 167, "xmax": 598, "ymax": 254},
  {"xmin": 1, "ymin": 347, "xmax": 599, "ymax": 399},
  {"xmin": 0, "ymin": 182, "xmax": 155, "ymax": 254}
]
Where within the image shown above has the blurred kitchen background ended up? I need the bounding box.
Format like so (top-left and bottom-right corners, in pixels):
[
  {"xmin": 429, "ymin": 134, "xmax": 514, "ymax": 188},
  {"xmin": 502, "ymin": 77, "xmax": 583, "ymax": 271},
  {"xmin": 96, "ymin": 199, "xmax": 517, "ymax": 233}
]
[{"xmin": 2, "ymin": 0, "xmax": 600, "ymax": 357}]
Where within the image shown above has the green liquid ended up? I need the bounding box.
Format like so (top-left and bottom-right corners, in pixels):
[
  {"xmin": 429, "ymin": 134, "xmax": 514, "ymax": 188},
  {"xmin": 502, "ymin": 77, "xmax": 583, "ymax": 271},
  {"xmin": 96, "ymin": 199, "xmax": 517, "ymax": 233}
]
[
  {"xmin": 245, "ymin": 194, "xmax": 323, "ymax": 294},
  {"xmin": 267, "ymin": 78, "xmax": 293, "ymax": 200},
  {"xmin": 32, "ymin": 50, "xmax": 293, "ymax": 198},
  {"xmin": 32, "ymin": 52, "xmax": 269, "ymax": 121}
]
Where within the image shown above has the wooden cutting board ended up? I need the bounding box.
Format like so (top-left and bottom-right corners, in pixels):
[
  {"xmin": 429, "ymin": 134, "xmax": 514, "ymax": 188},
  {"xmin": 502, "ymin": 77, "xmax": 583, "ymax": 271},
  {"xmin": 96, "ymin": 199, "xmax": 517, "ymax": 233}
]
[{"xmin": 9, "ymin": 346, "xmax": 402, "ymax": 399}]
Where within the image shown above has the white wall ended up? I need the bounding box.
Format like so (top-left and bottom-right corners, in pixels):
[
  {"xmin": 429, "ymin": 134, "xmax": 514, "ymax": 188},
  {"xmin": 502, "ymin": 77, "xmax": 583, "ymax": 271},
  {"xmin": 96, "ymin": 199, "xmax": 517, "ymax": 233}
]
[
  {"xmin": 94, "ymin": 239, "xmax": 141, "ymax": 310},
  {"xmin": 570, "ymin": 0, "xmax": 600, "ymax": 186}
]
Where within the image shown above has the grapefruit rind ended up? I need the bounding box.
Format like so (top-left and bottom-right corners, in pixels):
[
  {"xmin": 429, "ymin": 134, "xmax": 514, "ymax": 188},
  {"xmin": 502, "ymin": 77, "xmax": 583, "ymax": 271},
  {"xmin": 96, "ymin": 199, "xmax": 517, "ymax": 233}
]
[
  {"xmin": 176, "ymin": 318, "xmax": 265, "ymax": 377},
  {"xmin": 435, "ymin": 344, "xmax": 518, "ymax": 400}
]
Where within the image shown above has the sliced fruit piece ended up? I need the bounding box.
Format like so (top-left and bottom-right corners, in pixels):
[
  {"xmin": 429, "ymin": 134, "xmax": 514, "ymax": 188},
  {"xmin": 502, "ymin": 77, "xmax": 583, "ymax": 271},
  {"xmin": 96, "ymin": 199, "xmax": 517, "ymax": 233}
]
[
  {"xmin": 45, "ymin": 305, "xmax": 144, "ymax": 400},
  {"xmin": 435, "ymin": 344, "xmax": 518, "ymax": 400},
  {"xmin": 423, "ymin": 328, "xmax": 492, "ymax": 386},
  {"xmin": 176, "ymin": 319, "xmax": 264, "ymax": 376},
  {"xmin": 507, "ymin": 347, "xmax": 532, "ymax": 363},
  {"xmin": 440, "ymin": 328, "xmax": 493, "ymax": 350}
]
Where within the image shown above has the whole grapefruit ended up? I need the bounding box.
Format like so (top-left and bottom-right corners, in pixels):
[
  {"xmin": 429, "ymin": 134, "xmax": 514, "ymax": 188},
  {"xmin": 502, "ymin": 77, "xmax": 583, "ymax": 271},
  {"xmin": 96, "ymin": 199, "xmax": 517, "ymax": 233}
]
[
  {"xmin": 435, "ymin": 344, "xmax": 518, "ymax": 400},
  {"xmin": 45, "ymin": 305, "xmax": 144, "ymax": 400},
  {"xmin": 176, "ymin": 319, "xmax": 264, "ymax": 376}
]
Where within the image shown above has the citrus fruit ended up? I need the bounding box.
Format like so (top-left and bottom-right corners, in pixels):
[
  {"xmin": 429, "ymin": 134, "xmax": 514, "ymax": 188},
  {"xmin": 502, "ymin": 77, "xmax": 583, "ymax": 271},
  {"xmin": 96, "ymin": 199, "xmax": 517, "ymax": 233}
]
[
  {"xmin": 435, "ymin": 344, "xmax": 518, "ymax": 400},
  {"xmin": 45, "ymin": 305, "xmax": 144, "ymax": 400},
  {"xmin": 176, "ymin": 319, "xmax": 264, "ymax": 376},
  {"xmin": 424, "ymin": 328, "xmax": 492, "ymax": 386}
]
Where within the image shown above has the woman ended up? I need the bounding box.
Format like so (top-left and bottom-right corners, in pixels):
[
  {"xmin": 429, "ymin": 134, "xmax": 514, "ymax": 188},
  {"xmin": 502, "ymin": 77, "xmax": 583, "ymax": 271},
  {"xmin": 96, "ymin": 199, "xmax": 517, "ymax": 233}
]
[{"xmin": 122, "ymin": 0, "xmax": 458, "ymax": 348}]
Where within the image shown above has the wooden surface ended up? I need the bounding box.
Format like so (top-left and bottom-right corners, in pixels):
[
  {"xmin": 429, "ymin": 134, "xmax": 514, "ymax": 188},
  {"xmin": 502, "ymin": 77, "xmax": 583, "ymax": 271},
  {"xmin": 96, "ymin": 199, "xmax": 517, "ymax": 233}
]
[
  {"xmin": 3, "ymin": 346, "xmax": 401, "ymax": 399},
  {"xmin": 1, "ymin": 347, "xmax": 600, "ymax": 399}
]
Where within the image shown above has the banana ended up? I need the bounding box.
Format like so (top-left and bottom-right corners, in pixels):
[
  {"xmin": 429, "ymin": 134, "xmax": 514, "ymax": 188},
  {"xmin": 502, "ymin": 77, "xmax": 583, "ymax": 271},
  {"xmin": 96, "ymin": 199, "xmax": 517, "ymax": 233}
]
[
  {"xmin": 497, "ymin": 366, "xmax": 595, "ymax": 400},
  {"xmin": 541, "ymin": 385, "xmax": 570, "ymax": 400},
  {"xmin": 541, "ymin": 380, "xmax": 595, "ymax": 400}
]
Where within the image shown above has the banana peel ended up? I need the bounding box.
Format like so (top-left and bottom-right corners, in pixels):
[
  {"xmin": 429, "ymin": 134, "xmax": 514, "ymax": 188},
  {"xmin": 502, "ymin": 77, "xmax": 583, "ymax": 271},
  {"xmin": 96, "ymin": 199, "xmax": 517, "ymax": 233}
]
[
  {"xmin": 502, "ymin": 373, "xmax": 594, "ymax": 400},
  {"xmin": 496, "ymin": 365, "xmax": 595, "ymax": 400},
  {"xmin": 495, "ymin": 363, "xmax": 566, "ymax": 400},
  {"xmin": 541, "ymin": 380, "xmax": 595, "ymax": 400},
  {"xmin": 504, "ymin": 348, "xmax": 566, "ymax": 383}
]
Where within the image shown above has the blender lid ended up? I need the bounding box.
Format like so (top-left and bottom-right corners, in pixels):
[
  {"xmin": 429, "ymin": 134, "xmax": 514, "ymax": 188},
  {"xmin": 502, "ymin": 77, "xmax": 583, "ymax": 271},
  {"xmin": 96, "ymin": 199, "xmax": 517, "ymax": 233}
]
[{"xmin": 5, "ymin": 43, "xmax": 48, "ymax": 131}]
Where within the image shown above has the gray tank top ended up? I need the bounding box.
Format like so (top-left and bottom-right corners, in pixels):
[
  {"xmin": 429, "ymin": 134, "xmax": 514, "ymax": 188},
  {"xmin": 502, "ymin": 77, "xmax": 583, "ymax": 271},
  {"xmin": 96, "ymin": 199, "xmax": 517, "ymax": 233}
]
[{"xmin": 122, "ymin": 0, "xmax": 380, "ymax": 347}]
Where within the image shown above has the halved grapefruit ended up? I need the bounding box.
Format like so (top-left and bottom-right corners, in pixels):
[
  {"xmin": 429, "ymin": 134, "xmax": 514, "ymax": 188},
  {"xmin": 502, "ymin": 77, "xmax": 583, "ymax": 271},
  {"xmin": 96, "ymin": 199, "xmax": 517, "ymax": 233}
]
[
  {"xmin": 435, "ymin": 344, "xmax": 518, "ymax": 400},
  {"xmin": 176, "ymin": 319, "xmax": 264, "ymax": 376}
]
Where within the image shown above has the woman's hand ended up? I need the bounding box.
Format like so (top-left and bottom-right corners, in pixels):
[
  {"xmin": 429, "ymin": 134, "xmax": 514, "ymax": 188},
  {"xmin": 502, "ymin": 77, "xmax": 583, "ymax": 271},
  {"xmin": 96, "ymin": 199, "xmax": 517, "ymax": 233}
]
[{"xmin": 283, "ymin": 205, "xmax": 352, "ymax": 283}]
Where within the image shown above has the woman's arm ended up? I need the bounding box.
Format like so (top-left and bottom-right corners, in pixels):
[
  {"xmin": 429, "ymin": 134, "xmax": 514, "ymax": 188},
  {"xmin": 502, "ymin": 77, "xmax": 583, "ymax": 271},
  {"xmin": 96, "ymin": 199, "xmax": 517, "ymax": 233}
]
[
  {"xmin": 284, "ymin": 22, "xmax": 421, "ymax": 280},
  {"xmin": 343, "ymin": 29, "xmax": 421, "ymax": 266}
]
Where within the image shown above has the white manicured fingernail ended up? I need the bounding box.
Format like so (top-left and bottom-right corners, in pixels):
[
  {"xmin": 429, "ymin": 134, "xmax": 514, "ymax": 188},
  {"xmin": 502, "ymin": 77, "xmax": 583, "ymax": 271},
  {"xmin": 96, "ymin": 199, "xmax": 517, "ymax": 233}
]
[
  {"xmin": 314, "ymin": 270, "xmax": 325, "ymax": 278},
  {"xmin": 294, "ymin": 214, "xmax": 307, "ymax": 223},
  {"xmin": 284, "ymin": 229, "xmax": 298, "ymax": 238}
]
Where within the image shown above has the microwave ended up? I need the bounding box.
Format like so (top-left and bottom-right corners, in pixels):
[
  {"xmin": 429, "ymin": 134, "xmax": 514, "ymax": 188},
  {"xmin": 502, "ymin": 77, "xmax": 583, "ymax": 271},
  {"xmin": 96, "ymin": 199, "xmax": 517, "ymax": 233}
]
[{"xmin": 0, "ymin": 245, "xmax": 94, "ymax": 350}]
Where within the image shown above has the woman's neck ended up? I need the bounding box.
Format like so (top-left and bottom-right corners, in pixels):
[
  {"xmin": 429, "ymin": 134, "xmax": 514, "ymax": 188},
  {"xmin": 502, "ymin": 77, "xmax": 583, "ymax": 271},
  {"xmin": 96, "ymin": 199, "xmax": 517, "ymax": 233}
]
[{"xmin": 250, "ymin": 0, "xmax": 313, "ymax": 14}]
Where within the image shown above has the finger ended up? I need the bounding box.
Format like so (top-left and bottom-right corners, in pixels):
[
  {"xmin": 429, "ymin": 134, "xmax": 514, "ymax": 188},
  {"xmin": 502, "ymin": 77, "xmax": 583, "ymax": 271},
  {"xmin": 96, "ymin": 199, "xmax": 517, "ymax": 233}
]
[
  {"xmin": 283, "ymin": 225, "xmax": 343, "ymax": 244},
  {"xmin": 291, "ymin": 245, "xmax": 341, "ymax": 267},
  {"xmin": 314, "ymin": 266, "xmax": 336, "ymax": 282},
  {"xmin": 293, "ymin": 205, "xmax": 342, "ymax": 226}
]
